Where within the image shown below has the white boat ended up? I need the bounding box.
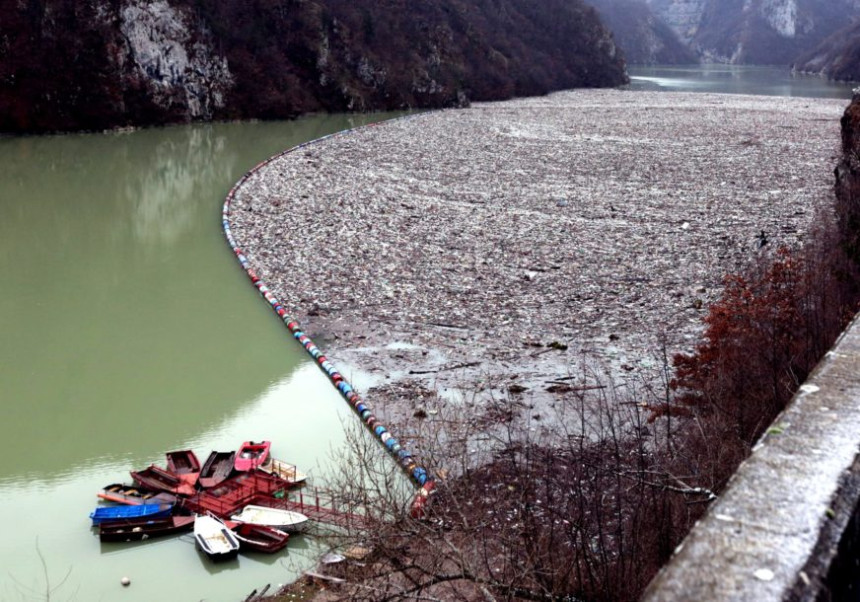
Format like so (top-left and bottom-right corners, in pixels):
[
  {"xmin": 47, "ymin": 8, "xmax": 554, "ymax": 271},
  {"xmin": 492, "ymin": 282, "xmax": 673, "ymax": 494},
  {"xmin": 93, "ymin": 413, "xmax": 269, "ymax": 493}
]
[
  {"xmin": 194, "ymin": 514, "xmax": 240, "ymax": 560},
  {"xmin": 259, "ymin": 457, "xmax": 308, "ymax": 485},
  {"xmin": 230, "ymin": 504, "xmax": 309, "ymax": 533}
]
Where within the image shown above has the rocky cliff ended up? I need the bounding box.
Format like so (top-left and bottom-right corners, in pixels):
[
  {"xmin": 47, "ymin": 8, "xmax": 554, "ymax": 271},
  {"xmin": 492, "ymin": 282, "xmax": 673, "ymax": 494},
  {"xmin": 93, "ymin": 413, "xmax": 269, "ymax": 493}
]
[
  {"xmin": 646, "ymin": 0, "xmax": 707, "ymax": 44},
  {"xmin": 835, "ymin": 90, "xmax": 860, "ymax": 270},
  {"xmin": 644, "ymin": 0, "xmax": 860, "ymax": 65},
  {"xmin": 585, "ymin": 0, "xmax": 698, "ymax": 64},
  {"xmin": 0, "ymin": 0, "xmax": 627, "ymax": 134}
]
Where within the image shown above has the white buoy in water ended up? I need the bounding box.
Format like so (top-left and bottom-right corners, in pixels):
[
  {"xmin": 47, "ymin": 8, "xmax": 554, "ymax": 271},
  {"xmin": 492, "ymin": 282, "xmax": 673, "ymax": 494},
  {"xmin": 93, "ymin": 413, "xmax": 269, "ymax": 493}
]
[{"xmin": 121, "ymin": 577, "xmax": 131, "ymax": 587}]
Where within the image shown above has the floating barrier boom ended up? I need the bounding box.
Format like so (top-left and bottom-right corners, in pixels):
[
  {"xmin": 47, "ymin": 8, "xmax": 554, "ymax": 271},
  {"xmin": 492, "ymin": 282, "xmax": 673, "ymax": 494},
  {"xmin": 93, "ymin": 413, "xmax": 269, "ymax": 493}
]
[{"xmin": 221, "ymin": 119, "xmax": 435, "ymax": 517}]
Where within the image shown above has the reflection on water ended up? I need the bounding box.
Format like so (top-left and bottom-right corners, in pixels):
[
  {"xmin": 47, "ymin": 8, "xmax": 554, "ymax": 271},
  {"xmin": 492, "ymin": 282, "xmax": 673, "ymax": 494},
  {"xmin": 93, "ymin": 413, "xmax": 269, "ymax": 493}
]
[
  {"xmin": 0, "ymin": 112, "xmax": 404, "ymax": 601},
  {"xmin": 128, "ymin": 128, "xmax": 228, "ymax": 244},
  {"xmin": 627, "ymin": 64, "xmax": 855, "ymax": 99},
  {"xmin": 0, "ymin": 114, "xmax": 403, "ymax": 479}
]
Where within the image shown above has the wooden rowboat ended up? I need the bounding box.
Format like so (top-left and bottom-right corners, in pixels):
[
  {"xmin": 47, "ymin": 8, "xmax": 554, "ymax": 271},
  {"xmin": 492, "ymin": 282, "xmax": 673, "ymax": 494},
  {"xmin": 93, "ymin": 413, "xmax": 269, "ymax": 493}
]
[
  {"xmin": 97, "ymin": 483, "xmax": 176, "ymax": 506},
  {"xmin": 232, "ymin": 523, "xmax": 290, "ymax": 553},
  {"xmin": 130, "ymin": 464, "xmax": 196, "ymax": 497},
  {"xmin": 258, "ymin": 458, "xmax": 307, "ymax": 485},
  {"xmin": 90, "ymin": 503, "xmax": 173, "ymax": 526},
  {"xmin": 194, "ymin": 514, "xmax": 240, "ymax": 561},
  {"xmin": 165, "ymin": 450, "xmax": 201, "ymax": 487},
  {"xmin": 199, "ymin": 451, "xmax": 236, "ymax": 489},
  {"xmin": 99, "ymin": 515, "xmax": 195, "ymax": 542},
  {"xmin": 230, "ymin": 504, "xmax": 309, "ymax": 533},
  {"xmin": 234, "ymin": 441, "xmax": 271, "ymax": 471}
]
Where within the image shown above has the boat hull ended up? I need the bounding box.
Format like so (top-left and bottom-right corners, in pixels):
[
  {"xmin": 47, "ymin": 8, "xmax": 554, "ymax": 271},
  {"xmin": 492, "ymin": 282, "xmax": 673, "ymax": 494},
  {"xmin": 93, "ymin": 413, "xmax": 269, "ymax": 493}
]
[
  {"xmin": 165, "ymin": 450, "xmax": 201, "ymax": 487},
  {"xmin": 194, "ymin": 515, "xmax": 240, "ymax": 561},
  {"xmin": 199, "ymin": 451, "xmax": 236, "ymax": 489},
  {"xmin": 230, "ymin": 504, "xmax": 308, "ymax": 533},
  {"xmin": 97, "ymin": 483, "xmax": 177, "ymax": 506},
  {"xmin": 131, "ymin": 465, "xmax": 196, "ymax": 497},
  {"xmin": 90, "ymin": 503, "xmax": 174, "ymax": 526},
  {"xmin": 234, "ymin": 441, "xmax": 271, "ymax": 472},
  {"xmin": 232, "ymin": 523, "xmax": 290, "ymax": 553},
  {"xmin": 99, "ymin": 515, "xmax": 194, "ymax": 542},
  {"xmin": 258, "ymin": 458, "xmax": 307, "ymax": 485}
]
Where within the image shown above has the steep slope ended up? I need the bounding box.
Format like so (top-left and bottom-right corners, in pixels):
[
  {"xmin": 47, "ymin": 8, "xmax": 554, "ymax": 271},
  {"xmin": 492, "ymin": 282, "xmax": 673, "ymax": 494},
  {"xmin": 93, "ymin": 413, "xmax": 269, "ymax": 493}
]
[
  {"xmin": 645, "ymin": 0, "xmax": 706, "ymax": 44},
  {"xmin": 644, "ymin": 0, "xmax": 860, "ymax": 65},
  {"xmin": 693, "ymin": 0, "xmax": 857, "ymax": 64},
  {"xmin": 585, "ymin": 0, "xmax": 698, "ymax": 64},
  {"xmin": 794, "ymin": 21, "xmax": 860, "ymax": 81},
  {"xmin": 0, "ymin": 0, "xmax": 627, "ymax": 134}
]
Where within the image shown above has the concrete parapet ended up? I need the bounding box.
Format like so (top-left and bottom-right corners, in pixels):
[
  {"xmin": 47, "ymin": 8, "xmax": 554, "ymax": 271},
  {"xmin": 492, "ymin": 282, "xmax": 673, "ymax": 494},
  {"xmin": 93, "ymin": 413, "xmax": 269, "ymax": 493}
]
[{"xmin": 642, "ymin": 315, "xmax": 860, "ymax": 601}]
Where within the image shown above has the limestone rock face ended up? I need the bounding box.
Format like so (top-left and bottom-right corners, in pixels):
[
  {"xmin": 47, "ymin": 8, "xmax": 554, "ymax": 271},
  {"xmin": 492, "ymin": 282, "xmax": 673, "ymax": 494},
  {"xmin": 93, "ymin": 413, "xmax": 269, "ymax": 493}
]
[
  {"xmin": 643, "ymin": 0, "xmax": 860, "ymax": 64},
  {"xmin": 119, "ymin": 0, "xmax": 232, "ymax": 121},
  {"xmin": 760, "ymin": 0, "xmax": 798, "ymax": 38},
  {"xmin": 646, "ymin": 0, "xmax": 708, "ymax": 44}
]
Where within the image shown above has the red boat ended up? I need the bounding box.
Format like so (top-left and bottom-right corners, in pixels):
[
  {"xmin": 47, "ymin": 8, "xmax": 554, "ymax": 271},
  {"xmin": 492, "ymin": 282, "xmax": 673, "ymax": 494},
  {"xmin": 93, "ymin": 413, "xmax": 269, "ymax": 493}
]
[
  {"xmin": 234, "ymin": 441, "xmax": 271, "ymax": 471},
  {"xmin": 199, "ymin": 451, "xmax": 236, "ymax": 489},
  {"xmin": 166, "ymin": 450, "xmax": 201, "ymax": 487},
  {"xmin": 98, "ymin": 483, "xmax": 177, "ymax": 506},
  {"xmin": 130, "ymin": 464, "xmax": 196, "ymax": 497},
  {"xmin": 232, "ymin": 523, "xmax": 290, "ymax": 553},
  {"xmin": 99, "ymin": 515, "xmax": 195, "ymax": 543}
]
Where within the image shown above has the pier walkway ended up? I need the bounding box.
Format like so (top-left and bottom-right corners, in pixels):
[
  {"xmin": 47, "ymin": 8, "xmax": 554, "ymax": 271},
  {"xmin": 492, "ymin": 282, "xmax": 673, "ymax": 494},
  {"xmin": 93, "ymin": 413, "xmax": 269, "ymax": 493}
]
[{"xmin": 181, "ymin": 471, "xmax": 369, "ymax": 529}]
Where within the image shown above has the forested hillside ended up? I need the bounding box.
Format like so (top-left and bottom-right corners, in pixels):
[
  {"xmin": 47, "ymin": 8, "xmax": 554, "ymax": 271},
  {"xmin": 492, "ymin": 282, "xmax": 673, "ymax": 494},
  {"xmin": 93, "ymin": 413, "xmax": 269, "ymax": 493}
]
[
  {"xmin": 0, "ymin": 0, "xmax": 628, "ymax": 134},
  {"xmin": 794, "ymin": 21, "xmax": 860, "ymax": 81}
]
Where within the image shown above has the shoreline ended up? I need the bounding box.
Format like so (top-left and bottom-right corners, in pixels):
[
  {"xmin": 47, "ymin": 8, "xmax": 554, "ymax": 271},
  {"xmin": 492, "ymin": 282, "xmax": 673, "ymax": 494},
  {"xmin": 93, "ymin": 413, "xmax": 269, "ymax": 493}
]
[{"xmin": 226, "ymin": 89, "xmax": 847, "ymax": 440}]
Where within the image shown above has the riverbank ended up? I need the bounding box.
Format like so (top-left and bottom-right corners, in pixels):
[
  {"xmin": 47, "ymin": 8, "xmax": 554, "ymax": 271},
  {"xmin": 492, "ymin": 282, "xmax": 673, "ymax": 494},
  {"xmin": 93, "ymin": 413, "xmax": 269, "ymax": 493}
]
[{"xmin": 227, "ymin": 89, "xmax": 846, "ymax": 441}]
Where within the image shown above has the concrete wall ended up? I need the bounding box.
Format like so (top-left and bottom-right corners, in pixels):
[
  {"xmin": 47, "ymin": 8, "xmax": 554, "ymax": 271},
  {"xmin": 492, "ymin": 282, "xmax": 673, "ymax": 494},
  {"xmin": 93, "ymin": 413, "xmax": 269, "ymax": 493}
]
[{"xmin": 642, "ymin": 314, "xmax": 860, "ymax": 601}]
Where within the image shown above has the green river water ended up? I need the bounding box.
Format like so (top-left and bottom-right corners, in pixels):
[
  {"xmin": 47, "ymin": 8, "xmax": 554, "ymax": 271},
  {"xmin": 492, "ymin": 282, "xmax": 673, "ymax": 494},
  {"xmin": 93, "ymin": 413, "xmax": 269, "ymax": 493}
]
[
  {"xmin": 0, "ymin": 114, "xmax": 403, "ymax": 602},
  {"xmin": 0, "ymin": 66, "xmax": 853, "ymax": 601}
]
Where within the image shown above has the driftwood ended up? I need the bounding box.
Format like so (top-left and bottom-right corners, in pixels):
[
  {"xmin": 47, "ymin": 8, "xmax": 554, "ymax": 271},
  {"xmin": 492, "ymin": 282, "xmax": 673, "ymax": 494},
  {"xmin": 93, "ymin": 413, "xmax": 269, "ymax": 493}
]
[
  {"xmin": 305, "ymin": 571, "xmax": 347, "ymax": 584},
  {"xmin": 409, "ymin": 361, "xmax": 481, "ymax": 375},
  {"xmin": 242, "ymin": 583, "xmax": 270, "ymax": 602}
]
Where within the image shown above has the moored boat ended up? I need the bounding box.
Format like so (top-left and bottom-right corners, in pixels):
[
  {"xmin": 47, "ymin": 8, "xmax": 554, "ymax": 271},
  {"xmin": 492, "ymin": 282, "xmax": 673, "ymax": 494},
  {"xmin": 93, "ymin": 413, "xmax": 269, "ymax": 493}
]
[
  {"xmin": 232, "ymin": 523, "xmax": 290, "ymax": 553},
  {"xmin": 89, "ymin": 503, "xmax": 174, "ymax": 526},
  {"xmin": 230, "ymin": 504, "xmax": 309, "ymax": 533},
  {"xmin": 234, "ymin": 441, "xmax": 271, "ymax": 471},
  {"xmin": 130, "ymin": 464, "xmax": 196, "ymax": 497},
  {"xmin": 258, "ymin": 457, "xmax": 307, "ymax": 485},
  {"xmin": 165, "ymin": 450, "xmax": 201, "ymax": 487},
  {"xmin": 99, "ymin": 515, "xmax": 195, "ymax": 542},
  {"xmin": 97, "ymin": 483, "xmax": 176, "ymax": 506},
  {"xmin": 199, "ymin": 451, "xmax": 236, "ymax": 489},
  {"xmin": 194, "ymin": 514, "xmax": 240, "ymax": 561},
  {"xmin": 321, "ymin": 551, "xmax": 346, "ymax": 565}
]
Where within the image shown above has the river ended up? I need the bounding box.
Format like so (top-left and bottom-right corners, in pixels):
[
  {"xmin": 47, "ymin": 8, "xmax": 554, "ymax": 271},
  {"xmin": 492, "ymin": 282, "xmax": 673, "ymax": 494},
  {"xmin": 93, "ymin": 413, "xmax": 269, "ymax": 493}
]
[
  {"xmin": 0, "ymin": 114, "xmax": 404, "ymax": 602},
  {"xmin": 626, "ymin": 64, "xmax": 855, "ymax": 98},
  {"xmin": 0, "ymin": 67, "xmax": 853, "ymax": 602}
]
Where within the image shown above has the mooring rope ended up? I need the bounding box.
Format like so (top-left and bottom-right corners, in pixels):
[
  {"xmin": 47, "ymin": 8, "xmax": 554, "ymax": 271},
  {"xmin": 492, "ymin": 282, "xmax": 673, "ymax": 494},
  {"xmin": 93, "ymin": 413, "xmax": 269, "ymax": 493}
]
[{"xmin": 221, "ymin": 118, "xmax": 436, "ymax": 517}]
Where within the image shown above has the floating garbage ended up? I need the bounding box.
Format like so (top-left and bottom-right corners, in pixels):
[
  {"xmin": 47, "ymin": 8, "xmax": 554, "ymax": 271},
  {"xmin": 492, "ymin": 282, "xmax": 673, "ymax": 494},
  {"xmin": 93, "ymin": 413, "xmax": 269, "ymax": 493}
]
[{"xmin": 219, "ymin": 119, "xmax": 436, "ymax": 510}]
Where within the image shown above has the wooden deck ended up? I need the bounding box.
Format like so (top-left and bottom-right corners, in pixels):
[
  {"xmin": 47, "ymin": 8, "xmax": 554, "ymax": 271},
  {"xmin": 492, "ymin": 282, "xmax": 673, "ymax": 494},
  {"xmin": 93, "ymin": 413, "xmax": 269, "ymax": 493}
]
[
  {"xmin": 181, "ymin": 471, "xmax": 285, "ymax": 518},
  {"xmin": 179, "ymin": 472, "xmax": 369, "ymax": 529},
  {"xmin": 265, "ymin": 488, "xmax": 369, "ymax": 529}
]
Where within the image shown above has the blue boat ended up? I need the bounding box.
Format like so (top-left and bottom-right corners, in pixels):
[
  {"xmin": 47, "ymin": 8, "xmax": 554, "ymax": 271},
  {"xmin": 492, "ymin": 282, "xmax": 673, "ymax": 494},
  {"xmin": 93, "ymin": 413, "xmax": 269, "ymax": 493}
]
[{"xmin": 89, "ymin": 503, "xmax": 173, "ymax": 526}]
